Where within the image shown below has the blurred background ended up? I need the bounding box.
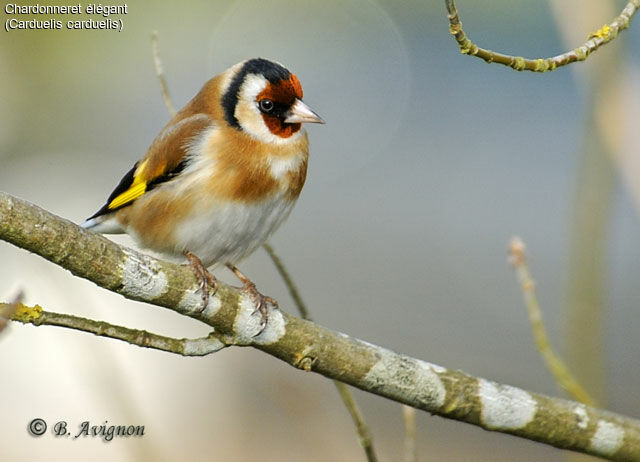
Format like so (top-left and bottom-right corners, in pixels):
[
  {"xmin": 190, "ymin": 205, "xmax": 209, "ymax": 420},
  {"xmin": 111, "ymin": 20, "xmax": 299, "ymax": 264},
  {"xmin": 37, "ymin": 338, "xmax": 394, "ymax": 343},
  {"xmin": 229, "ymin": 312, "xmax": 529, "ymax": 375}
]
[{"xmin": 1, "ymin": 0, "xmax": 639, "ymax": 460}]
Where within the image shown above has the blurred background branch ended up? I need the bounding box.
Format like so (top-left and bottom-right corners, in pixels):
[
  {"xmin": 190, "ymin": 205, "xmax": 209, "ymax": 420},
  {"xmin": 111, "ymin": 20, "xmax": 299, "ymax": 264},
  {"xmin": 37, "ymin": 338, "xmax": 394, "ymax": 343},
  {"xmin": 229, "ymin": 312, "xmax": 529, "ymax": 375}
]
[
  {"xmin": 548, "ymin": 0, "xmax": 632, "ymax": 423},
  {"xmin": 509, "ymin": 237, "xmax": 596, "ymax": 407},
  {"xmin": 151, "ymin": 30, "xmax": 177, "ymax": 118},
  {"xmin": 403, "ymin": 405, "xmax": 417, "ymax": 462},
  {"xmin": 0, "ymin": 290, "xmax": 22, "ymax": 334}
]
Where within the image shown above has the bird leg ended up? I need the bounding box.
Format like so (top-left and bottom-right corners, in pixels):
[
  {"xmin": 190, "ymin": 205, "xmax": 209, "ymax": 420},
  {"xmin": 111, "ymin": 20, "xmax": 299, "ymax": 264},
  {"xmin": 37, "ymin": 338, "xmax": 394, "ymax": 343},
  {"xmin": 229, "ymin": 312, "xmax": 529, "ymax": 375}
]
[
  {"xmin": 183, "ymin": 250, "xmax": 217, "ymax": 309},
  {"xmin": 226, "ymin": 263, "xmax": 278, "ymax": 330}
]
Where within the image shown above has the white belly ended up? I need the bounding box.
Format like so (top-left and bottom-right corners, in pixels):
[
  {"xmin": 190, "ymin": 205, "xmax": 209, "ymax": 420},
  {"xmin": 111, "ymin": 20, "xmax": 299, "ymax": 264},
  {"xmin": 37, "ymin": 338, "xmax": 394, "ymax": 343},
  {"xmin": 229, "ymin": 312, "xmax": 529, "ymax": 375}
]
[{"xmin": 172, "ymin": 193, "xmax": 296, "ymax": 267}]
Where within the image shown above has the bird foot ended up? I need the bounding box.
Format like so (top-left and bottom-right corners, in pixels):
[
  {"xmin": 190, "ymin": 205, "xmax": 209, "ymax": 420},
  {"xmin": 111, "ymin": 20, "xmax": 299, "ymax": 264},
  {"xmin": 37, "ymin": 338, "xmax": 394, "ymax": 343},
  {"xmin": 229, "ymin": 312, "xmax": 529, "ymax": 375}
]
[
  {"xmin": 243, "ymin": 280, "xmax": 279, "ymax": 330},
  {"xmin": 184, "ymin": 251, "xmax": 217, "ymax": 311},
  {"xmin": 226, "ymin": 263, "xmax": 278, "ymax": 334}
]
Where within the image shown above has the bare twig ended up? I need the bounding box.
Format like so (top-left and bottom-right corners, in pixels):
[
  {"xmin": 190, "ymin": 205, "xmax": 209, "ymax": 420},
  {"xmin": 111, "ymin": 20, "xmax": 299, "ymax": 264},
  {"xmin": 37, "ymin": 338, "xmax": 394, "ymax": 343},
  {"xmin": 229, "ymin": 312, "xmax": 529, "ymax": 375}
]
[
  {"xmin": 334, "ymin": 381, "xmax": 378, "ymax": 462},
  {"xmin": 2, "ymin": 193, "xmax": 640, "ymax": 460},
  {"xmin": 445, "ymin": 0, "xmax": 639, "ymax": 72},
  {"xmin": 151, "ymin": 30, "xmax": 177, "ymax": 117},
  {"xmin": 262, "ymin": 242, "xmax": 378, "ymax": 462},
  {"xmin": 262, "ymin": 243, "xmax": 310, "ymax": 320},
  {"xmin": 508, "ymin": 237, "xmax": 596, "ymax": 407},
  {"xmin": 403, "ymin": 405, "xmax": 418, "ymax": 462},
  {"xmin": 6, "ymin": 301, "xmax": 226, "ymax": 356}
]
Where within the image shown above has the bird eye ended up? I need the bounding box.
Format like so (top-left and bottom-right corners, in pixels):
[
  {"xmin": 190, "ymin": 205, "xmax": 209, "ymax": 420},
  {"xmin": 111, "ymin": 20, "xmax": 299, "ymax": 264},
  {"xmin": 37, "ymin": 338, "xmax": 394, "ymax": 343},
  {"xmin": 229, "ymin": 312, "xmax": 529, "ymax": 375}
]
[{"xmin": 259, "ymin": 99, "xmax": 274, "ymax": 113}]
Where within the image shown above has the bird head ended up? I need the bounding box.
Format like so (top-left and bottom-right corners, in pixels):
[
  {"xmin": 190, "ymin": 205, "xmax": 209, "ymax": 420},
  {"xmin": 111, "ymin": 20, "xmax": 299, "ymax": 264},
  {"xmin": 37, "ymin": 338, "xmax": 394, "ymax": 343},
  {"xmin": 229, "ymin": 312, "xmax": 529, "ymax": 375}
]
[{"xmin": 221, "ymin": 58, "xmax": 324, "ymax": 144}]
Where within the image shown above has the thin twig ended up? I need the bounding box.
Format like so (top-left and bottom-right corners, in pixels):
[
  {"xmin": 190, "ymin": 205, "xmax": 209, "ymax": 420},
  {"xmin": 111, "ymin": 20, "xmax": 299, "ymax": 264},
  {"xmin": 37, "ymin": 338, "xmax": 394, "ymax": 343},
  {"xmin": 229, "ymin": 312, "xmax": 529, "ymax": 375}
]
[
  {"xmin": 445, "ymin": 0, "xmax": 639, "ymax": 72},
  {"xmin": 151, "ymin": 30, "xmax": 177, "ymax": 117},
  {"xmin": 262, "ymin": 243, "xmax": 310, "ymax": 320},
  {"xmin": 6, "ymin": 302, "xmax": 227, "ymax": 356},
  {"xmin": 403, "ymin": 405, "xmax": 417, "ymax": 462},
  {"xmin": 262, "ymin": 242, "xmax": 378, "ymax": 462},
  {"xmin": 508, "ymin": 237, "xmax": 596, "ymax": 406},
  {"xmin": 334, "ymin": 381, "xmax": 378, "ymax": 462}
]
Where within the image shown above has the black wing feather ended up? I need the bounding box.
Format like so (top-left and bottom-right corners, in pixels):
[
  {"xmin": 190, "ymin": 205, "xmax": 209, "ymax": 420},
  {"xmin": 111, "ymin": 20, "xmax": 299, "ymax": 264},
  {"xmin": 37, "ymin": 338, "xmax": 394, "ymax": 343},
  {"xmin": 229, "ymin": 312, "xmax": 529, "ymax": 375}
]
[
  {"xmin": 87, "ymin": 157, "xmax": 190, "ymax": 221},
  {"xmin": 86, "ymin": 162, "xmax": 139, "ymax": 220}
]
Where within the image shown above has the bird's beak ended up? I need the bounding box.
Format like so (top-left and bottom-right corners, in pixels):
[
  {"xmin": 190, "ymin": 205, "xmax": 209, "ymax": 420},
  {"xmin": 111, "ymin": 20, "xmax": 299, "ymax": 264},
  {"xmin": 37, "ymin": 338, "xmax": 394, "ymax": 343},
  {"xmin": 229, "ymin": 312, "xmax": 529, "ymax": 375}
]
[{"xmin": 284, "ymin": 99, "xmax": 325, "ymax": 124}]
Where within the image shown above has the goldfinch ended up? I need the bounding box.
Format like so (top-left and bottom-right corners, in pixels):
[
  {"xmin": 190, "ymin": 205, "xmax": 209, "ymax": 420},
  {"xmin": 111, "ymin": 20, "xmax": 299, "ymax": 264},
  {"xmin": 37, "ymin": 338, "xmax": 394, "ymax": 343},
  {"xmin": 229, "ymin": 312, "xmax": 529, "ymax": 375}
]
[{"xmin": 82, "ymin": 58, "xmax": 324, "ymax": 324}]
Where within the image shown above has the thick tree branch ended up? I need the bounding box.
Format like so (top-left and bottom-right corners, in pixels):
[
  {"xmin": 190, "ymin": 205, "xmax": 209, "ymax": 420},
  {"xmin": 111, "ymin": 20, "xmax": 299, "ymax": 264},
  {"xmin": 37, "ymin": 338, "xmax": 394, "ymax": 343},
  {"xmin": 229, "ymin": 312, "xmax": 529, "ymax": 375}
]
[
  {"xmin": 445, "ymin": 0, "xmax": 639, "ymax": 72},
  {"xmin": 1, "ymin": 191, "xmax": 640, "ymax": 461}
]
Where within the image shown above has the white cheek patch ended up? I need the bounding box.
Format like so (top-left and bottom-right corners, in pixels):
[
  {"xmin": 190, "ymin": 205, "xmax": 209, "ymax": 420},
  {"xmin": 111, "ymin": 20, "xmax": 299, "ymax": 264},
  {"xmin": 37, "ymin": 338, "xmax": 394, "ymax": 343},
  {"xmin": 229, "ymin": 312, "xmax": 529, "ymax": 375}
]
[
  {"xmin": 235, "ymin": 74, "xmax": 303, "ymax": 145},
  {"xmin": 235, "ymin": 74, "xmax": 273, "ymax": 143}
]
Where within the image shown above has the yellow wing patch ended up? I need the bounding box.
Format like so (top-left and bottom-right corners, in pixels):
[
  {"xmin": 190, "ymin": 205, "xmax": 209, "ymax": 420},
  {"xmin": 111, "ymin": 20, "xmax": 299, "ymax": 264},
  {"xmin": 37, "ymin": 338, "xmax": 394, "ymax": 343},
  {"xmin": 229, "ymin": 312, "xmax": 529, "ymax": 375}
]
[
  {"xmin": 108, "ymin": 181, "xmax": 147, "ymax": 210},
  {"xmin": 107, "ymin": 160, "xmax": 149, "ymax": 210}
]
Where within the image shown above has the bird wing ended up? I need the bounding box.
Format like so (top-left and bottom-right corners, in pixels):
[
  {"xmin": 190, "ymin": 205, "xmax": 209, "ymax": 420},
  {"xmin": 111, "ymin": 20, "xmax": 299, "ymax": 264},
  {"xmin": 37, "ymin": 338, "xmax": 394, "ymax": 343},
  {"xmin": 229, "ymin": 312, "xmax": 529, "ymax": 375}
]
[{"xmin": 86, "ymin": 114, "xmax": 213, "ymax": 221}]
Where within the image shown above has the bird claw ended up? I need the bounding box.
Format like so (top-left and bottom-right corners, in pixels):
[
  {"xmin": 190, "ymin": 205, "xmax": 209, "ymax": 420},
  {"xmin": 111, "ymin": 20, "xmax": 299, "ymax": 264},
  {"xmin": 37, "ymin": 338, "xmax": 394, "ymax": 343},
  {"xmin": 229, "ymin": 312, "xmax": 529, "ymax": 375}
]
[
  {"xmin": 242, "ymin": 281, "xmax": 278, "ymax": 333},
  {"xmin": 225, "ymin": 263, "xmax": 278, "ymax": 336},
  {"xmin": 184, "ymin": 251, "xmax": 217, "ymax": 312}
]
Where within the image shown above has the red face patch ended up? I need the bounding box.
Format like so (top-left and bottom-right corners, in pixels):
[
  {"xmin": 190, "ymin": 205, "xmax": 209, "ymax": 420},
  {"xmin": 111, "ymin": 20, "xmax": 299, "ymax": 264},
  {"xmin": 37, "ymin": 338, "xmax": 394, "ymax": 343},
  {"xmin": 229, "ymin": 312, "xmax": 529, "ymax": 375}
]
[
  {"xmin": 257, "ymin": 75, "xmax": 304, "ymax": 138},
  {"xmin": 259, "ymin": 74, "xmax": 303, "ymax": 103}
]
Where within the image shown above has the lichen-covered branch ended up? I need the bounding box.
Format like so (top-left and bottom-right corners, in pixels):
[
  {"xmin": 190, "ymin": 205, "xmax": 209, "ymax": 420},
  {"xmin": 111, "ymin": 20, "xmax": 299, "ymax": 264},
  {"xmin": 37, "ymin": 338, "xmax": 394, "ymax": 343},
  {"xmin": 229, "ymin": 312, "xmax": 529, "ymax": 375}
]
[
  {"xmin": 5, "ymin": 301, "xmax": 226, "ymax": 356},
  {"xmin": 445, "ymin": 0, "xmax": 639, "ymax": 72},
  {"xmin": 1, "ymin": 191, "xmax": 640, "ymax": 461}
]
